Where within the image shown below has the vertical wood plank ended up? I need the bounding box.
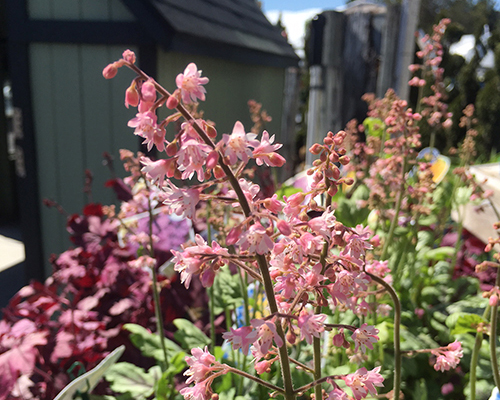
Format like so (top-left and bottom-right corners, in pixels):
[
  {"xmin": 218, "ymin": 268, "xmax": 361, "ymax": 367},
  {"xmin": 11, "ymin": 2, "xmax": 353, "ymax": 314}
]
[
  {"xmin": 81, "ymin": 0, "xmax": 111, "ymax": 20},
  {"xmin": 51, "ymin": 44, "xmax": 86, "ymax": 216},
  {"xmin": 110, "ymin": 0, "xmax": 135, "ymax": 21},
  {"xmin": 27, "ymin": 0, "xmax": 53, "ymax": 19},
  {"xmin": 52, "ymin": 0, "xmax": 81, "ymax": 19},
  {"xmin": 29, "ymin": 43, "xmax": 66, "ymax": 274},
  {"xmin": 80, "ymin": 44, "xmax": 114, "ymax": 205}
]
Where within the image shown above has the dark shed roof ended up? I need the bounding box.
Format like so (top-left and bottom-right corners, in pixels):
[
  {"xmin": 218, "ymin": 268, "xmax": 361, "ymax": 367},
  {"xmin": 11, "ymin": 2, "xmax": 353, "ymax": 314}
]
[{"xmin": 122, "ymin": 0, "xmax": 299, "ymax": 67}]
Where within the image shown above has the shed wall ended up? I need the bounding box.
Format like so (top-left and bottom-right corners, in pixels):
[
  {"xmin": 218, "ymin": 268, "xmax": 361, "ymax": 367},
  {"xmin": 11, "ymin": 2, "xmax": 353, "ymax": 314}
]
[
  {"xmin": 156, "ymin": 50, "xmax": 286, "ymax": 143},
  {"xmin": 30, "ymin": 43, "xmax": 138, "ymax": 275},
  {"xmin": 27, "ymin": 0, "xmax": 134, "ymax": 20}
]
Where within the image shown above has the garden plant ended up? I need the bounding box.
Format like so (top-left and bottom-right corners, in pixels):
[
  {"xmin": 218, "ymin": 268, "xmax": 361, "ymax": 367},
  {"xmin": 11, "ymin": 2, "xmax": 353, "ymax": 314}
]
[{"xmin": 1, "ymin": 18, "xmax": 500, "ymax": 400}]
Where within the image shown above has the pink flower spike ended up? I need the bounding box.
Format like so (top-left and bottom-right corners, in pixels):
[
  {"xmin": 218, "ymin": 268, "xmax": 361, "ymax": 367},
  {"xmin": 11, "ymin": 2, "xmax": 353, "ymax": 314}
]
[{"xmin": 176, "ymin": 63, "xmax": 209, "ymax": 104}]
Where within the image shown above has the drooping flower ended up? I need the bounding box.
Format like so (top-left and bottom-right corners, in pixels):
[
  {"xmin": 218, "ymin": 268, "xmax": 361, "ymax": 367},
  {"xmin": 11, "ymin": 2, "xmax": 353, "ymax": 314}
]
[
  {"xmin": 176, "ymin": 63, "xmax": 209, "ymax": 104},
  {"xmin": 127, "ymin": 111, "xmax": 166, "ymax": 152},
  {"xmin": 342, "ymin": 366, "xmax": 384, "ymax": 400},
  {"xmin": 222, "ymin": 121, "xmax": 259, "ymax": 165},
  {"xmin": 252, "ymin": 130, "xmax": 285, "ymax": 167},
  {"xmin": 432, "ymin": 341, "xmax": 463, "ymax": 372},
  {"xmin": 297, "ymin": 310, "xmax": 327, "ymax": 345},
  {"xmin": 237, "ymin": 222, "xmax": 274, "ymax": 255},
  {"xmin": 351, "ymin": 323, "xmax": 379, "ymax": 353},
  {"xmin": 222, "ymin": 326, "xmax": 258, "ymax": 354},
  {"xmin": 162, "ymin": 180, "xmax": 200, "ymax": 219},
  {"xmin": 250, "ymin": 318, "xmax": 283, "ymax": 354}
]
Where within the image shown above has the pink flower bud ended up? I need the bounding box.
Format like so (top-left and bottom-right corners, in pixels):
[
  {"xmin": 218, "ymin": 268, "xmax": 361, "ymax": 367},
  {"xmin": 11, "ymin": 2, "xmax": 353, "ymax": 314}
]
[
  {"xmin": 277, "ymin": 220, "xmax": 292, "ymax": 236},
  {"xmin": 268, "ymin": 153, "xmax": 286, "ymax": 167},
  {"xmin": 138, "ymin": 100, "xmax": 154, "ymax": 113},
  {"xmin": 255, "ymin": 360, "xmax": 272, "ymax": 374},
  {"xmin": 166, "ymin": 95, "xmax": 179, "ymax": 109},
  {"xmin": 287, "ymin": 192, "xmax": 305, "ymax": 207},
  {"xmin": 102, "ymin": 63, "xmax": 118, "ymax": 79},
  {"xmin": 490, "ymin": 294, "xmax": 498, "ymax": 307},
  {"xmin": 141, "ymin": 79, "xmax": 156, "ymax": 102},
  {"xmin": 206, "ymin": 150, "xmax": 219, "ymax": 170},
  {"xmin": 125, "ymin": 84, "xmax": 139, "ymax": 108},
  {"xmin": 309, "ymin": 143, "xmax": 323, "ymax": 155},
  {"xmin": 122, "ymin": 49, "xmax": 136, "ymax": 64},
  {"xmin": 213, "ymin": 165, "xmax": 225, "ymax": 179},
  {"xmin": 226, "ymin": 226, "xmax": 242, "ymax": 245},
  {"xmin": 166, "ymin": 142, "xmax": 177, "ymax": 157},
  {"xmin": 205, "ymin": 123, "xmax": 217, "ymax": 139},
  {"xmin": 263, "ymin": 194, "xmax": 283, "ymax": 214}
]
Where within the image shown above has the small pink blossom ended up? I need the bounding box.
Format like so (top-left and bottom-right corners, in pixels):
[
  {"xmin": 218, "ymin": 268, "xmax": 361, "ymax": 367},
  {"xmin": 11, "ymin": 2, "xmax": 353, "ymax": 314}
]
[
  {"xmin": 237, "ymin": 223, "xmax": 274, "ymax": 255},
  {"xmin": 327, "ymin": 388, "xmax": 349, "ymax": 400},
  {"xmin": 351, "ymin": 323, "xmax": 379, "ymax": 353},
  {"xmin": 252, "ymin": 131, "xmax": 285, "ymax": 167},
  {"xmin": 127, "ymin": 111, "xmax": 166, "ymax": 152},
  {"xmin": 343, "ymin": 366, "xmax": 384, "ymax": 400},
  {"xmin": 222, "ymin": 121, "xmax": 259, "ymax": 165},
  {"xmin": 222, "ymin": 326, "xmax": 258, "ymax": 354},
  {"xmin": 140, "ymin": 156, "xmax": 172, "ymax": 187},
  {"xmin": 251, "ymin": 318, "xmax": 283, "ymax": 354},
  {"xmin": 432, "ymin": 341, "xmax": 463, "ymax": 372},
  {"xmin": 176, "ymin": 63, "xmax": 209, "ymax": 104},
  {"xmin": 162, "ymin": 180, "xmax": 200, "ymax": 219},
  {"xmin": 297, "ymin": 310, "xmax": 327, "ymax": 344}
]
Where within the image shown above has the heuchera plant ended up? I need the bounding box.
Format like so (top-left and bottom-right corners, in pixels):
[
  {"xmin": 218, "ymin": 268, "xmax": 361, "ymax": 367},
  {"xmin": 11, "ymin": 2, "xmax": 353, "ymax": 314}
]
[{"xmin": 99, "ymin": 37, "xmax": 479, "ymax": 399}]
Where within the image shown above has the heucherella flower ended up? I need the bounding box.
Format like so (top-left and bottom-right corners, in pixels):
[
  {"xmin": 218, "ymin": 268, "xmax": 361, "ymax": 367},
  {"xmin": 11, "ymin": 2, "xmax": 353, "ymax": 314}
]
[
  {"xmin": 327, "ymin": 388, "xmax": 349, "ymax": 400},
  {"xmin": 251, "ymin": 318, "xmax": 284, "ymax": 354},
  {"xmin": 308, "ymin": 206, "xmax": 337, "ymax": 239},
  {"xmin": 237, "ymin": 222, "xmax": 274, "ymax": 255},
  {"xmin": 351, "ymin": 323, "xmax": 379, "ymax": 353},
  {"xmin": 342, "ymin": 366, "xmax": 384, "ymax": 400},
  {"xmin": 222, "ymin": 326, "xmax": 258, "ymax": 354},
  {"xmin": 432, "ymin": 341, "xmax": 463, "ymax": 372},
  {"xmin": 297, "ymin": 309, "xmax": 327, "ymax": 345},
  {"xmin": 140, "ymin": 156, "xmax": 174, "ymax": 187},
  {"xmin": 127, "ymin": 111, "xmax": 166, "ymax": 152},
  {"xmin": 176, "ymin": 138, "xmax": 212, "ymax": 182},
  {"xmin": 341, "ymin": 225, "xmax": 373, "ymax": 266},
  {"xmin": 172, "ymin": 234, "xmax": 229, "ymax": 288},
  {"xmin": 180, "ymin": 347, "xmax": 225, "ymax": 400},
  {"xmin": 222, "ymin": 121, "xmax": 259, "ymax": 165},
  {"xmin": 252, "ymin": 131, "xmax": 286, "ymax": 167},
  {"xmin": 162, "ymin": 180, "xmax": 200, "ymax": 219},
  {"xmin": 176, "ymin": 63, "xmax": 209, "ymax": 104}
]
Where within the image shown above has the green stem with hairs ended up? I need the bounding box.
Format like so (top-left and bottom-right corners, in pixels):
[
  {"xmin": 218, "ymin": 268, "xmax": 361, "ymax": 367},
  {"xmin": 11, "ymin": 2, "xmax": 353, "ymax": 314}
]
[
  {"xmin": 491, "ymin": 270, "xmax": 500, "ymax": 390},
  {"xmin": 470, "ymin": 305, "xmax": 491, "ymax": 400},
  {"xmin": 368, "ymin": 273, "xmax": 401, "ymax": 399}
]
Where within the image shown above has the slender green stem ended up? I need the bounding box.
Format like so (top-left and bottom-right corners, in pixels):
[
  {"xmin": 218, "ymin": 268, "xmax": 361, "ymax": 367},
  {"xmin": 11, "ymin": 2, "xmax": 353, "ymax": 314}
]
[
  {"xmin": 470, "ymin": 305, "xmax": 490, "ymax": 400},
  {"xmin": 491, "ymin": 270, "xmax": 500, "ymax": 390},
  {"xmin": 226, "ymin": 366, "xmax": 284, "ymax": 394},
  {"xmin": 368, "ymin": 273, "xmax": 401, "ymax": 399},
  {"xmin": 145, "ymin": 181, "xmax": 169, "ymax": 372}
]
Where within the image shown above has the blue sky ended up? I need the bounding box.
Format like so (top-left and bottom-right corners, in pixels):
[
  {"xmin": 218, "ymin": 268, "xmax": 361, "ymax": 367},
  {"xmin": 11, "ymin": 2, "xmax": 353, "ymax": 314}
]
[
  {"xmin": 262, "ymin": 0, "xmax": 344, "ymax": 12},
  {"xmin": 262, "ymin": 0, "xmax": 500, "ymax": 12}
]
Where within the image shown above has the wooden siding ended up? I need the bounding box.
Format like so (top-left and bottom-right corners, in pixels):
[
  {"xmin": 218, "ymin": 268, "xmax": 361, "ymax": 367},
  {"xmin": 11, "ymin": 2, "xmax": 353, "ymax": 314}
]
[
  {"xmin": 157, "ymin": 50, "xmax": 285, "ymax": 143},
  {"xmin": 27, "ymin": 0, "xmax": 134, "ymax": 21},
  {"xmin": 30, "ymin": 43, "xmax": 138, "ymax": 275}
]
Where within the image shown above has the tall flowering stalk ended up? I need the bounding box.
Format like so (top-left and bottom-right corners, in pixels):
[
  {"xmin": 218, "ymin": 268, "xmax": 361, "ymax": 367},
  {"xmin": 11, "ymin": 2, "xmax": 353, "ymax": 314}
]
[{"xmin": 103, "ymin": 51, "xmax": 388, "ymax": 400}]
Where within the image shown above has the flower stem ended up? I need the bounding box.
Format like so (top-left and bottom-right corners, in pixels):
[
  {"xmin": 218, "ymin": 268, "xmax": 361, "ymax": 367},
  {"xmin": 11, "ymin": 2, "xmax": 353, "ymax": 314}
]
[
  {"xmin": 470, "ymin": 305, "xmax": 490, "ymax": 400},
  {"xmin": 367, "ymin": 273, "xmax": 401, "ymax": 398},
  {"xmin": 491, "ymin": 270, "xmax": 500, "ymax": 390}
]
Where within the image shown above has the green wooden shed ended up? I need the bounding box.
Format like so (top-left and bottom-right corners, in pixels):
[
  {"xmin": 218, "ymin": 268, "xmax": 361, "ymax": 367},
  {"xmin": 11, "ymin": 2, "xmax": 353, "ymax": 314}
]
[{"xmin": 4, "ymin": 0, "xmax": 299, "ymax": 280}]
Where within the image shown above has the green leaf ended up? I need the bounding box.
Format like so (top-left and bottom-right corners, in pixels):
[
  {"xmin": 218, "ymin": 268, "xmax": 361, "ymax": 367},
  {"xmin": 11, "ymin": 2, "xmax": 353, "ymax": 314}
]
[
  {"xmin": 422, "ymin": 246, "xmax": 455, "ymax": 261},
  {"xmin": 218, "ymin": 388, "xmax": 236, "ymax": 400},
  {"xmin": 105, "ymin": 363, "xmax": 161, "ymax": 398},
  {"xmin": 173, "ymin": 319, "xmax": 210, "ymax": 349},
  {"xmin": 375, "ymin": 321, "xmax": 394, "ymax": 344},
  {"xmin": 123, "ymin": 323, "xmax": 182, "ymax": 363},
  {"xmin": 363, "ymin": 117, "xmax": 385, "ymax": 138},
  {"xmin": 275, "ymin": 185, "xmax": 302, "ymax": 200},
  {"xmin": 54, "ymin": 346, "xmax": 125, "ymax": 400},
  {"xmin": 447, "ymin": 313, "xmax": 488, "ymax": 335},
  {"xmin": 454, "ymin": 186, "xmax": 474, "ymax": 206},
  {"xmin": 210, "ymin": 267, "xmax": 243, "ymax": 314}
]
